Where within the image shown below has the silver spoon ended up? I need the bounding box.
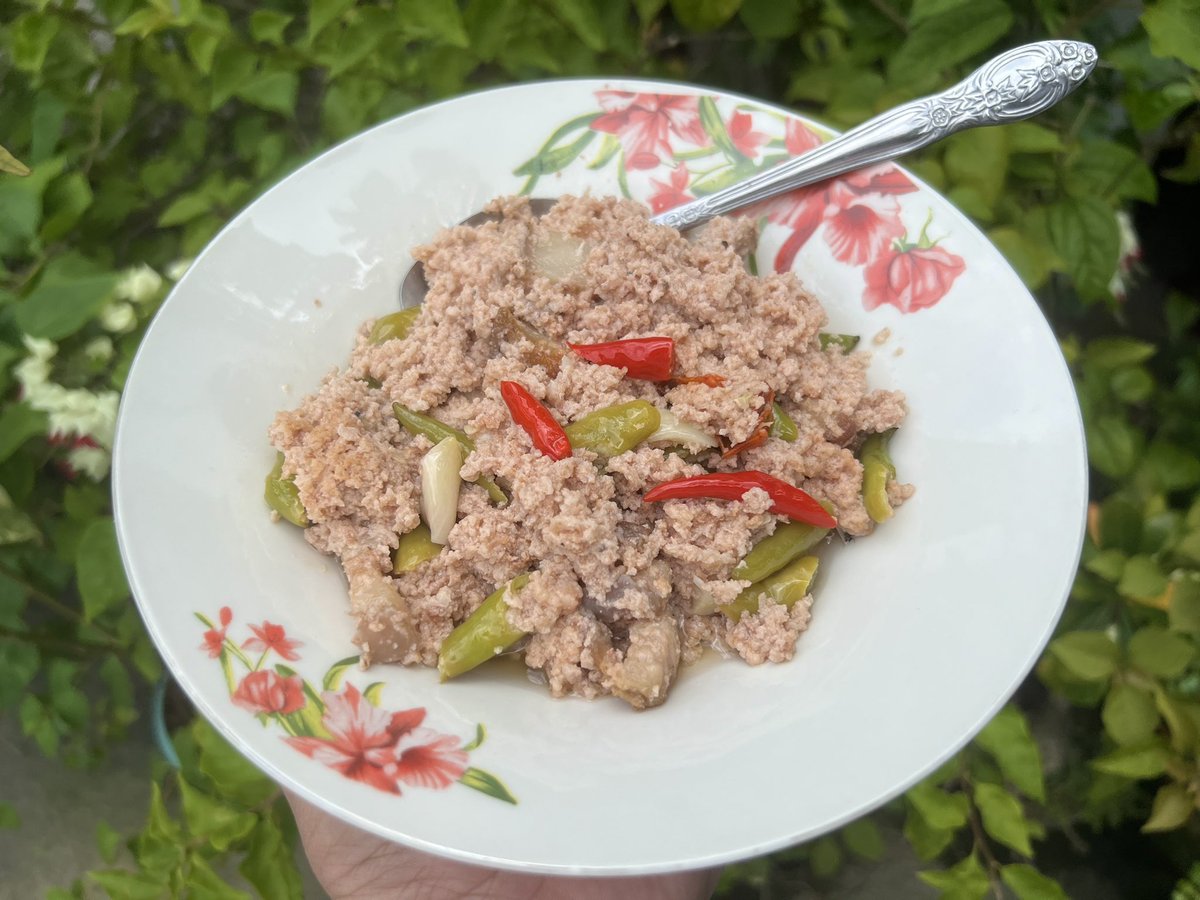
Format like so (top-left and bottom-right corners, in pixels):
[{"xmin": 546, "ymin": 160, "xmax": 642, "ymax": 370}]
[{"xmin": 401, "ymin": 39, "xmax": 1097, "ymax": 307}]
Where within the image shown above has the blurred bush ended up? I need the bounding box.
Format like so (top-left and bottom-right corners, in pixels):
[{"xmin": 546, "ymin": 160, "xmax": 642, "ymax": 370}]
[{"xmin": 0, "ymin": 0, "xmax": 1198, "ymax": 897}]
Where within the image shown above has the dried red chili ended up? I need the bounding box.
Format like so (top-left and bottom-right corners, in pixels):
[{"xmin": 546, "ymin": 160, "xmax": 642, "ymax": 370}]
[
  {"xmin": 672, "ymin": 373, "xmax": 727, "ymax": 388},
  {"xmin": 499, "ymin": 381, "xmax": 572, "ymax": 461},
  {"xmin": 568, "ymin": 337, "xmax": 675, "ymax": 381},
  {"xmin": 721, "ymin": 390, "xmax": 775, "ymax": 460},
  {"xmin": 642, "ymin": 471, "xmax": 836, "ymax": 529}
]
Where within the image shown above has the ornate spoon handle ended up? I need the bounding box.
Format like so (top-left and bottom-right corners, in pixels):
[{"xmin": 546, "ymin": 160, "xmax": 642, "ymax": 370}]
[{"xmin": 652, "ymin": 40, "xmax": 1098, "ymax": 230}]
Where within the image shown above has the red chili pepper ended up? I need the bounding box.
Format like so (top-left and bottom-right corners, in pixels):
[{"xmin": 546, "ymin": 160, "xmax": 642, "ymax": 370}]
[
  {"xmin": 643, "ymin": 471, "xmax": 837, "ymax": 529},
  {"xmin": 720, "ymin": 390, "xmax": 774, "ymax": 460},
  {"xmin": 672, "ymin": 373, "xmax": 726, "ymax": 388},
  {"xmin": 500, "ymin": 381, "xmax": 572, "ymax": 461},
  {"xmin": 568, "ymin": 337, "xmax": 675, "ymax": 381}
]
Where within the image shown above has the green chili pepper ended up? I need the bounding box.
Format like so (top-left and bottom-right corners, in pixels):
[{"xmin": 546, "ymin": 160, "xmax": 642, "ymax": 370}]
[
  {"xmin": 860, "ymin": 429, "xmax": 897, "ymax": 524},
  {"xmin": 721, "ymin": 556, "xmax": 819, "ymax": 621},
  {"xmin": 564, "ymin": 400, "xmax": 661, "ymax": 457},
  {"xmin": 438, "ymin": 574, "xmax": 530, "ymax": 679},
  {"xmin": 820, "ymin": 333, "xmax": 860, "ymax": 353},
  {"xmin": 392, "ymin": 403, "xmax": 508, "ymax": 505},
  {"xmin": 362, "ymin": 375, "xmax": 383, "ymax": 390},
  {"xmin": 392, "ymin": 522, "xmax": 442, "ymax": 573},
  {"xmin": 264, "ymin": 452, "xmax": 308, "ymax": 527},
  {"xmin": 368, "ymin": 308, "xmax": 420, "ymax": 344},
  {"xmin": 768, "ymin": 401, "xmax": 798, "ymax": 442},
  {"xmin": 733, "ymin": 521, "xmax": 828, "ymax": 584}
]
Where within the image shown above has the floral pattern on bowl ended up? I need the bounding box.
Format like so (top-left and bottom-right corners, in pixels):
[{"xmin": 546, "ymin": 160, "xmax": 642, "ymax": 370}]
[
  {"xmin": 198, "ymin": 607, "xmax": 515, "ymax": 803},
  {"xmin": 515, "ymin": 91, "xmax": 966, "ymax": 313}
]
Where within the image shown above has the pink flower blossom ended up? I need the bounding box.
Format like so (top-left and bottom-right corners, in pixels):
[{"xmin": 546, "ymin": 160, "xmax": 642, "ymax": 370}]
[
  {"xmin": 242, "ymin": 621, "xmax": 302, "ymax": 661},
  {"xmin": 233, "ymin": 669, "xmax": 306, "ymax": 716},
  {"xmin": 727, "ymin": 110, "xmax": 768, "ymax": 159},
  {"xmin": 199, "ymin": 606, "xmax": 232, "ymax": 658},
  {"xmin": 863, "ymin": 244, "xmax": 966, "ymax": 313},
  {"xmin": 648, "ymin": 167, "xmax": 692, "ymax": 213},
  {"xmin": 591, "ymin": 92, "xmax": 706, "ymax": 170}
]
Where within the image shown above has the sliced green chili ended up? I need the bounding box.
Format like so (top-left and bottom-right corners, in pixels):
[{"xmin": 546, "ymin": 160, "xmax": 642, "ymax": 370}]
[
  {"xmin": 860, "ymin": 429, "xmax": 897, "ymax": 524},
  {"xmin": 721, "ymin": 555, "xmax": 819, "ymax": 621},
  {"xmin": 264, "ymin": 452, "xmax": 308, "ymax": 527},
  {"xmin": 438, "ymin": 574, "xmax": 531, "ymax": 679}
]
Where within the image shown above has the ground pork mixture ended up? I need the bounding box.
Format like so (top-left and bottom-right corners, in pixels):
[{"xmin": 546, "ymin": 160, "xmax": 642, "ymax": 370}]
[{"xmin": 268, "ymin": 195, "xmax": 911, "ymax": 709}]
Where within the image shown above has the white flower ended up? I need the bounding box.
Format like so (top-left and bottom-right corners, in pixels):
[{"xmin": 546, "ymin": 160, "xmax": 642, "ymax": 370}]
[
  {"xmin": 14, "ymin": 336, "xmax": 57, "ymax": 392},
  {"xmin": 83, "ymin": 336, "xmax": 114, "ymax": 363},
  {"xmin": 66, "ymin": 445, "xmax": 111, "ymax": 481},
  {"xmin": 99, "ymin": 302, "xmax": 137, "ymax": 333},
  {"xmin": 165, "ymin": 258, "xmax": 192, "ymax": 281},
  {"xmin": 1108, "ymin": 211, "xmax": 1142, "ymax": 301},
  {"xmin": 114, "ymin": 264, "xmax": 163, "ymax": 304}
]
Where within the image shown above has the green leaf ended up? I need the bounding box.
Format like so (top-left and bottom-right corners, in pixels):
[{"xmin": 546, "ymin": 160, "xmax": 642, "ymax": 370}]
[
  {"xmin": 41, "ymin": 172, "xmax": 94, "ymax": 243},
  {"xmin": 209, "ymin": 46, "xmax": 258, "ymax": 110},
  {"xmin": 76, "ymin": 518, "xmax": 130, "ymax": 621},
  {"xmin": 1145, "ymin": 441, "xmax": 1200, "ymax": 491},
  {"xmin": 237, "ymin": 69, "xmax": 300, "ymax": 116},
  {"xmin": 1006, "ymin": 122, "xmax": 1063, "ymax": 154},
  {"xmin": 1142, "ymin": 0, "xmax": 1200, "ymax": 69},
  {"xmin": 842, "ymin": 817, "xmax": 885, "ymax": 861},
  {"xmin": 1155, "ymin": 691, "xmax": 1200, "ymax": 754},
  {"xmin": 0, "ymin": 145, "xmax": 31, "ymax": 177},
  {"xmin": 904, "ymin": 806, "xmax": 956, "ymax": 861},
  {"xmin": 135, "ymin": 783, "xmax": 184, "ymax": 876},
  {"xmin": 1102, "ymin": 682, "xmax": 1162, "ymax": 746},
  {"xmin": 1170, "ymin": 576, "xmax": 1200, "ymax": 635},
  {"xmin": 0, "ymin": 485, "xmax": 39, "ymax": 546},
  {"xmin": 158, "ymin": 191, "xmax": 213, "ymax": 228},
  {"xmin": 973, "ymin": 782, "xmax": 1034, "ymax": 856},
  {"xmin": 1085, "ymin": 337, "xmax": 1157, "ymax": 370},
  {"xmin": 808, "ymin": 835, "xmax": 842, "ymax": 879},
  {"xmin": 186, "ymin": 30, "xmax": 222, "ymax": 74},
  {"xmin": 0, "ymin": 403, "xmax": 48, "ymax": 466},
  {"xmin": 698, "ymin": 95, "xmax": 744, "ymax": 162},
  {"xmin": 179, "ymin": 776, "xmax": 258, "ymax": 851},
  {"xmin": 889, "ymin": 0, "xmax": 1011, "ymax": 78},
  {"xmin": 906, "ymin": 780, "xmax": 970, "ymax": 830},
  {"xmin": 1118, "ymin": 555, "xmax": 1169, "ymax": 602},
  {"xmin": 1086, "ymin": 415, "xmax": 1143, "ymax": 479},
  {"xmin": 670, "ymin": 0, "xmax": 744, "ymax": 31},
  {"xmin": 945, "ymin": 127, "xmax": 1009, "ymax": 212},
  {"xmin": 514, "ymin": 130, "xmax": 596, "ymax": 180},
  {"xmin": 738, "ymin": 0, "xmax": 800, "ymax": 39},
  {"xmin": 250, "ymin": 10, "xmax": 293, "ymax": 43},
  {"xmin": 241, "ymin": 817, "xmax": 304, "ymax": 900},
  {"xmin": 1110, "ymin": 366, "xmax": 1154, "ymax": 405},
  {"xmin": 918, "ymin": 852, "xmax": 990, "ymax": 899},
  {"xmin": 1092, "ymin": 742, "xmax": 1169, "ymax": 778},
  {"xmin": 1143, "ymin": 782, "xmax": 1194, "ymax": 832},
  {"xmin": 974, "ymin": 706, "xmax": 1045, "ymax": 802},
  {"xmin": 462, "ymin": 723, "xmax": 487, "ymax": 751},
  {"xmin": 539, "ymin": 0, "xmax": 606, "ymax": 51},
  {"xmin": 90, "ymin": 869, "xmax": 169, "ymax": 900},
  {"xmin": 12, "ymin": 13, "xmax": 60, "ymax": 72},
  {"xmin": 1049, "ymin": 631, "xmax": 1119, "ymax": 681},
  {"xmin": 14, "ymin": 272, "xmax": 119, "ymax": 341},
  {"xmin": 322, "ymin": 655, "xmax": 361, "ymax": 691},
  {"xmin": 31, "ymin": 94, "xmax": 67, "ymax": 163},
  {"xmin": 193, "ymin": 719, "xmax": 278, "ymax": 808},
  {"xmin": 362, "ymin": 682, "xmax": 384, "ymax": 705},
  {"xmin": 1086, "ymin": 549, "xmax": 1126, "ymax": 582},
  {"xmin": 307, "ymin": 0, "xmax": 356, "ymax": 43},
  {"xmin": 0, "ymin": 802, "xmax": 19, "ymax": 829},
  {"xmin": 396, "ymin": 0, "xmax": 469, "ymax": 46},
  {"xmin": 986, "ymin": 226, "xmax": 1053, "ymax": 290},
  {"xmin": 1001, "ymin": 864, "xmax": 1069, "ymax": 900},
  {"xmin": 1066, "ymin": 140, "xmax": 1157, "ymax": 204},
  {"xmin": 1046, "ymin": 196, "xmax": 1120, "ymax": 302},
  {"xmin": 0, "ymin": 639, "xmax": 39, "ymax": 710},
  {"xmin": 20, "ymin": 695, "xmax": 60, "ymax": 756},
  {"xmin": 458, "ymin": 767, "xmax": 518, "ymax": 804},
  {"xmin": 1130, "ymin": 626, "xmax": 1194, "ymax": 677},
  {"xmin": 185, "ymin": 854, "xmax": 252, "ymax": 900},
  {"xmin": 96, "ymin": 820, "xmax": 122, "ymax": 863}
]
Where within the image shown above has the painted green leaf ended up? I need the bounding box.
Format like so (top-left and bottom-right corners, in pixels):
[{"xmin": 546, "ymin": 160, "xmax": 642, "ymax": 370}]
[
  {"xmin": 322, "ymin": 655, "xmax": 362, "ymax": 691},
  {"xmin": 462, "ymin": 723, "xmax": 487, "ymax": 752},
  {"xmin": 458, "ymin": 767, "xmax": 518, "ymax": 804}
]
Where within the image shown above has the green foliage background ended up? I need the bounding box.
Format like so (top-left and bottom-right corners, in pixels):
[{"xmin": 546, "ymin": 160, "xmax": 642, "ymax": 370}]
[{"xmin": 1, "ymin": 0, "xmax": 1199, "ymax": 897}]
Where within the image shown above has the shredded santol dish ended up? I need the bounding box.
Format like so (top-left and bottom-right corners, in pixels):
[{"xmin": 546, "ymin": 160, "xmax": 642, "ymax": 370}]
[{"xmin": 266, "ymin": 195, "xmax": 911, "ymax": 710}]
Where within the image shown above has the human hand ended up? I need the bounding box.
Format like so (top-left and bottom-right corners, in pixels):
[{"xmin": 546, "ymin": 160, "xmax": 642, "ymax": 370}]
[{"xmin": 287, "ymin": 792, "xmax": 723, "ymax": 900}]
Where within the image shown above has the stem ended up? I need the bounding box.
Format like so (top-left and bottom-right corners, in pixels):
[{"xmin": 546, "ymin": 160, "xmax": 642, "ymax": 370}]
[
  {"xmin": 0, "ymin": 564, "xmax": 123, "ymax": 644},
  {"xmin": 0, "ymin": 624, "xmax": 120, "ymax": 656},
  {"xmin": 223, "ymin": 637, "xmax": 254, "ymax": 669},
  {"xmin": 869, "ymin": 0, "xmax": 909, "ymax": 32},
  {"xmin": 674, "ymin": 146, "xmax": 721, "ymax": 161}
]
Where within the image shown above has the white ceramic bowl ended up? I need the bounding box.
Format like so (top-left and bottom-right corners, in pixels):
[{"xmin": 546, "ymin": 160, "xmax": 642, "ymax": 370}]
[{"xmin": 113, "ymin": 79, "xmax": 1087, "ymax": 875}]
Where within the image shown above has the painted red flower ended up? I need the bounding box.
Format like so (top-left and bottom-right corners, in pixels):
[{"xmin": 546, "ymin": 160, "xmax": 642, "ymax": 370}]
[
  {"xmin": 233, "ymin": 669, "xmax": 306, "ymax": 716},
  {"xmin": 592, "ymin": 91, "xmax": 706, "ymax": 170},
  {"xmin": 199, "ymin": 606, "xmax": 233, "ymax": 658},
  {"xmin": 784, "ymin": 118, "xmax": 823, "ymax": 155},
  {"xmin": 287, "ymin": 684, "xmax": 427, "ymax": 794},
  {"xmin": 863, "ymin": 244, "xmax": 966, "ymax": 313},
  {"xmin": 648, "ymin": 167, "xmax": 692, "ymax": 213},
  {"xmin": 393, "ymin": 728, "xmax": 469, "ymax": 789},
  {"xmin": 243, "ymin": 621, "xmax": 302, "ymax": 661},
  {"xmin": 821, "ymin": 179, "xmax": 907, "ymax": 266},
  {"xmin": 727, "ymin": 110, "xmax": 768, "ymax": 159}
]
